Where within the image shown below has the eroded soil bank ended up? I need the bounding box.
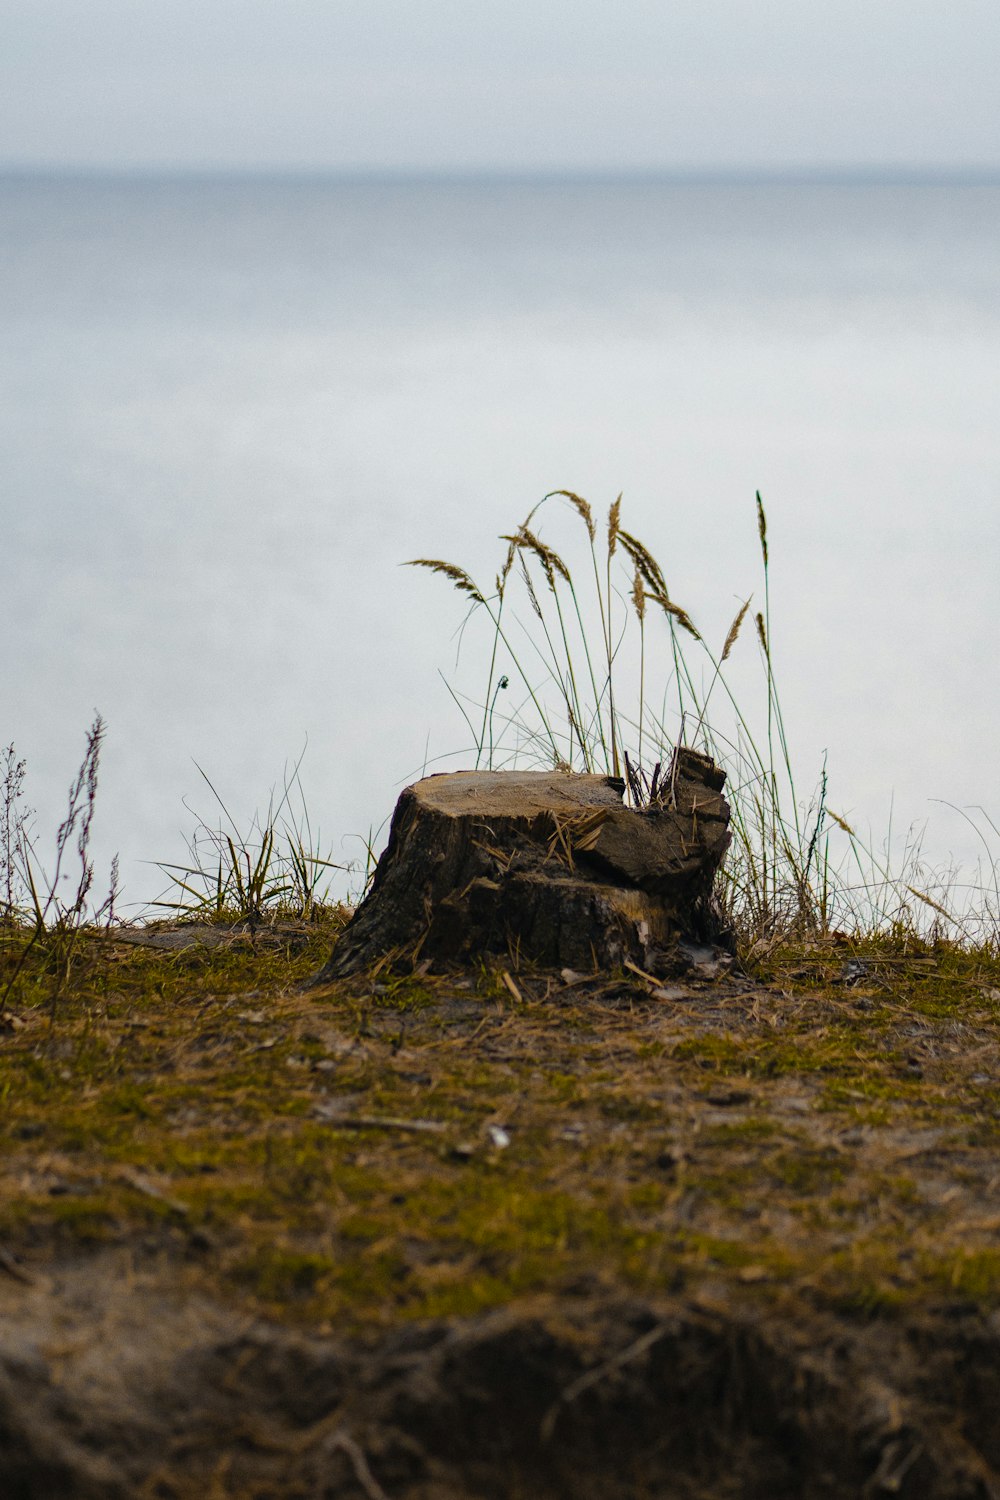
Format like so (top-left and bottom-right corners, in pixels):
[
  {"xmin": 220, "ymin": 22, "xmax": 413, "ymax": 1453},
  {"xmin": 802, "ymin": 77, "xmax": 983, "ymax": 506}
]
[
  {"xmin": 4, "ymin": 1263, "xmax": 1000, "ymax": 1499},
  {"xmin": 3, "ymin": 920, "xmax": 1000, "ymax": 1496}
]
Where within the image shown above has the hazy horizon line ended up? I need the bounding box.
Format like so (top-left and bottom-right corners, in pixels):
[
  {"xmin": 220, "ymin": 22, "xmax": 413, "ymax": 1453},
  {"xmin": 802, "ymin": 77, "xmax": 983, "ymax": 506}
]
[{"xmin": 2, "ymin": 161, "xmax": 1000, "ymax": 187}]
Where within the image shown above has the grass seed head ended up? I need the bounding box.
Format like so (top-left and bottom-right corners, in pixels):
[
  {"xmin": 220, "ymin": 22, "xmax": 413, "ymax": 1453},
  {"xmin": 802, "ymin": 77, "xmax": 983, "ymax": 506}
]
[
  {"xmin": 518, "ymin": 554, "xmax": 545, "ymax": 620},
  {"xmin": 651, "ymin": 592, "xmax": 701, "ymax": 641},
  {"xmin": 755, "ymin": 610, "xmax": 769, "ymax": 657},
  {"xmin": 756, "ymin": 491, "xmax": 769, "ymax": 567},
  {"xmin": 907, "ymin": 885, "xmax": 959, "ymax": 926},
  {"xmin": 547, "ymin": 489, "xmax": 596, "ymax": 543},
  {"xmin": 618, "ymin": 529, "xmax": 668, "ymax": 600},
  {"xmin": 631, "ymin": 568, "xmax": 646, "ymax": 621},
  {"xmin": 721, "ymin": 598, "xmax": 752, "ymax": 663},
  {"xmin": 607, "ymin": 496, "xmax": 622, "ymax": 558},
  {"xmin": 503, "ymin": 528, "xmax": 572, "ymax": 590},
  {"xmin": 496, "ymin": 539, "xmax": 517, "ymax": 596},
  {"xmin": 407, "ymin": 559, "xmax": 486, "ymax": 606}
]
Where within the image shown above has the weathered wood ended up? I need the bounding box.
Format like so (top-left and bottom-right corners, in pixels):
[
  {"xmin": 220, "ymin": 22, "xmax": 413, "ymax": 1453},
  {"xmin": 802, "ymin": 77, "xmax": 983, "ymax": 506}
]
[{"xmin": 316, "ymin": 747, "xmax": 730, "ymax": 979}]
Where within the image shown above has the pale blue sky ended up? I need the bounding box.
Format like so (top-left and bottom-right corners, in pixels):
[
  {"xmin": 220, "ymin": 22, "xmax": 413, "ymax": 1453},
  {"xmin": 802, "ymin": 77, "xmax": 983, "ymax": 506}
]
[{"xmin": 2, "ymin": 0, "xmax": 998, "ymax": 171}]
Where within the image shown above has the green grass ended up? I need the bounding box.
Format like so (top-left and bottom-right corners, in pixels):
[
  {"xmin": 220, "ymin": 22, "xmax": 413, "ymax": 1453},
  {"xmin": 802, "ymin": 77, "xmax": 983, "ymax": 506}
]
[{"xmin": 4, "ymin": 924, "xmax": 1000, "ymax": 1328}]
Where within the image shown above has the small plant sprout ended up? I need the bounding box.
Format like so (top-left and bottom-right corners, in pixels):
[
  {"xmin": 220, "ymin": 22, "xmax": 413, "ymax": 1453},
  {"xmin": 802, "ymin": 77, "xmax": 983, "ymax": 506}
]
[{"xmin": 154, "ymin": 747, "xmax": 346, "ymax": 927}]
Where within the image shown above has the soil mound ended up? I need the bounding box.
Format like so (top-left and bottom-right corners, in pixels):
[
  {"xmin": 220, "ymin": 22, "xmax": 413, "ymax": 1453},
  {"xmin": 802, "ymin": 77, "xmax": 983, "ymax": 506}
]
[{"xmin": 2, "ymin": 1261, "xmax": 998, "ymax": 1499}]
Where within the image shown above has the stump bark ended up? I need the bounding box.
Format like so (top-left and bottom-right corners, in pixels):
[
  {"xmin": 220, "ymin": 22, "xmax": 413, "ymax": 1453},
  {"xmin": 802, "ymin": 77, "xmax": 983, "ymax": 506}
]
[{"xmin": 317, "ymin": 747, "xmax": 730, "ymax": 979}]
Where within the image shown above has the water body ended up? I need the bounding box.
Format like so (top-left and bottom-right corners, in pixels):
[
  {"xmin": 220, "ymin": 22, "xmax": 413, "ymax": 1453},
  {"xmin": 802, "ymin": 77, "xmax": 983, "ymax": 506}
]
[{"xmin": 3, "ymin": 174, "xmax": 999, "ymax": 910}]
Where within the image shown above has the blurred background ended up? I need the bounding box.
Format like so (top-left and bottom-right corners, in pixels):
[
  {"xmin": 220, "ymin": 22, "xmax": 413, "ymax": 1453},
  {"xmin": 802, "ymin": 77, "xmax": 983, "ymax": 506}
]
[{"xmin": 2, "ymin": 1, "xmax": 999, "ymax": 911}]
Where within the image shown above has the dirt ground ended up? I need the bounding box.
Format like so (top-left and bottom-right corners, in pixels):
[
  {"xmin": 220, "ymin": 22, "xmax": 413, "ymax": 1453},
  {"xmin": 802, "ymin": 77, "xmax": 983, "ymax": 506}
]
[{"xmin": 3, "ymin": 920, "xmax": 1000, "ymax": 1497}]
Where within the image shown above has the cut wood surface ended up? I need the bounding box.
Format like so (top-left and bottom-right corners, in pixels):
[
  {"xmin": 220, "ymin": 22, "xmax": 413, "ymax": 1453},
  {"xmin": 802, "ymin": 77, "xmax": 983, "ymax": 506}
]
[{"xmin": 318, "ymin": 747, "xmax": 730, "ymax": 978}]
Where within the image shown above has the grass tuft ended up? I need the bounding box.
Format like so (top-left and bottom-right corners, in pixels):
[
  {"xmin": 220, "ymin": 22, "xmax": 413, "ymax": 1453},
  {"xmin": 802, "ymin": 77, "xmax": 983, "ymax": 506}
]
[
  {"xmin": 408, "ymin": 490, "xmax": 1000, "ymax": 951},
  {"xmin": 153, "ymin": 750, "xmax": 346, "ymax": 926}
]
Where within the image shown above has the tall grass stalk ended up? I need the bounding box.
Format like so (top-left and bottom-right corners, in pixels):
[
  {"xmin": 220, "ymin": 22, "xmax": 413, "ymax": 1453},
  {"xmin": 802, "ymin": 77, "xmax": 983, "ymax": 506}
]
[
  {"xmin": 1, "ymin": 715, "xmax": 120, "ymax": 1015},
  {"xmin": 409, "ymin": 491, "xmax": 928, "ymax": 945},
  {"xmin": 1, "ymin": 744, "xmax": 29, "ymax": 925}
]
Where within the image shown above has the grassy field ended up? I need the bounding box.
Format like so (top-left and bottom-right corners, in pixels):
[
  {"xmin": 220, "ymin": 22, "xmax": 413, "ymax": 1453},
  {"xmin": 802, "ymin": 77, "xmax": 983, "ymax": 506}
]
[
  {"xmin": 4, "ymin": 918, "xmax": 1000, "ymax": 1496},
  {"xmin": 4, "ymin": 917, "xmax": 1000, "ymax": 1329}
]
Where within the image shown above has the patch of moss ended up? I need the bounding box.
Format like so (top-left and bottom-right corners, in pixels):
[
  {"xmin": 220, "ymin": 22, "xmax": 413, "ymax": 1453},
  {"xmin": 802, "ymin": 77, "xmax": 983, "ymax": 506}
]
[
  {"xmin": 5, "ymin": 919, "xmax": 1000, "ymax": 1327},
  {"xmin": 921, "ymin": 1247, "xmax": 1000, "ymax": 1303},
  {"xmin": 701, "ymin": 1117, "xmax": 780, "ymax": 1143}
]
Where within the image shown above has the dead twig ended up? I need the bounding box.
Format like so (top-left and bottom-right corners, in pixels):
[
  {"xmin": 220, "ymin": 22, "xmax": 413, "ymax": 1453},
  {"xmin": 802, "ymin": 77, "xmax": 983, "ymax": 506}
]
[
  {"xmin": 540, "ymin": 1323, "xmax": 668, "ymax": 1441},
  {"xmin": 115, "ymin": 1168, "xmax": 189, "ymax": 1216},
  {"xmin": 501, "ymin": 969, "xmax": 523, "ymax": 1004},
  {"xmin": 624, "ymin": 958, "xmax": 663, "ymax": 988},
  {"xmin": 311, "ymin": 1111, "xmax": 445, "ymax": 1135},
  {"xmin": 322, "ymin": 1429, "xmax": 391, "ymax": 1500}
]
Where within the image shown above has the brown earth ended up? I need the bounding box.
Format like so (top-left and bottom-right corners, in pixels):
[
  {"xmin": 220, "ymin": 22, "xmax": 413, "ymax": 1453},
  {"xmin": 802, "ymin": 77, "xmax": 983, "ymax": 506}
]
[
  {"xmin": 2, "ymin": 920, "xmax": 1000, "ymax": 1497},
  {"xmin": 4, "ymin": 1260, "xmax": 1000, "ymax": 1500}
]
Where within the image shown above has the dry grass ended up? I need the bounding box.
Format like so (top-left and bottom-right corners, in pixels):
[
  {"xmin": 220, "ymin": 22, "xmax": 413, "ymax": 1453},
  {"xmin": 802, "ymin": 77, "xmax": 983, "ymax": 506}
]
[
  {"xmin": 3, "ymin": 922, "xmax": 1000, "ymax": 1327},
  {"xmin": 152, "ymin": 752, "xmax": 346, "ymax": 926},
  {"xmin": 408, "ymin": 491, "xmax": 1000, "ymax": 953}
]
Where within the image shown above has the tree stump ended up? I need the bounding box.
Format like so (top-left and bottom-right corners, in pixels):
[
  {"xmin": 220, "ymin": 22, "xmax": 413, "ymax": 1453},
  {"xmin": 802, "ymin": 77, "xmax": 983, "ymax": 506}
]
[{"xmin": 317, "ymin": 747, "xmax": 730, "ymax": 980}]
